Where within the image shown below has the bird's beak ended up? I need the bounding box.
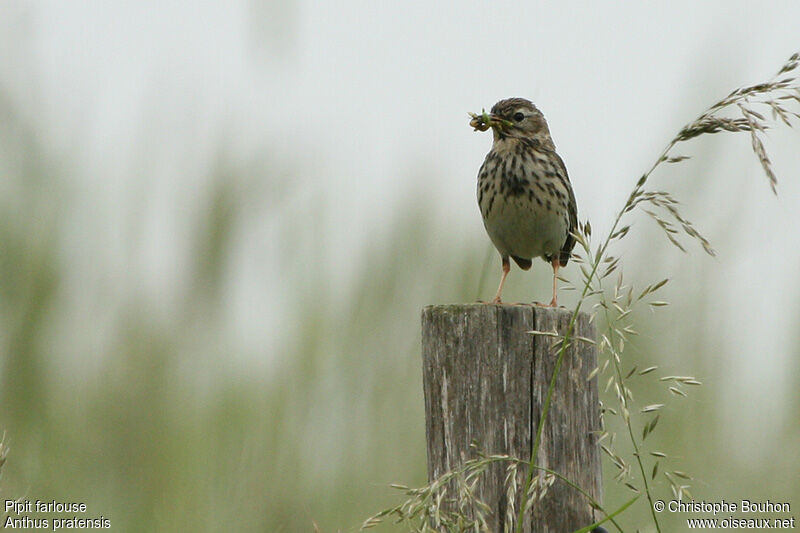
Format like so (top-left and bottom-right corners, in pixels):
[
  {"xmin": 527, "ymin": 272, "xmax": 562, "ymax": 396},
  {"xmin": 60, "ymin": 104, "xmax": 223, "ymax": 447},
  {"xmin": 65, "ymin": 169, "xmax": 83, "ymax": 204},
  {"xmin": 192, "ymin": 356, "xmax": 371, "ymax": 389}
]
[{"xmin": 469, "ymin": 111, "xmax": 511, "ymax": 132}]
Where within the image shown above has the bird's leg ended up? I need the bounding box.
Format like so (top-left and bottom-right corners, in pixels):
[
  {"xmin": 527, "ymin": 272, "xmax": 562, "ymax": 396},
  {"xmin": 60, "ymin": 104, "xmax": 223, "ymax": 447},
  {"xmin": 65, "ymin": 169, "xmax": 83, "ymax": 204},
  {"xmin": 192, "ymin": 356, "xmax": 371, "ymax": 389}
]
[
  {"xmin": 548, "ymin": 258, "xmax": 559, "ymax": 307},
  {"xmin": 492, "ymin": 257, "xmax": 510, "ymax": 304}
]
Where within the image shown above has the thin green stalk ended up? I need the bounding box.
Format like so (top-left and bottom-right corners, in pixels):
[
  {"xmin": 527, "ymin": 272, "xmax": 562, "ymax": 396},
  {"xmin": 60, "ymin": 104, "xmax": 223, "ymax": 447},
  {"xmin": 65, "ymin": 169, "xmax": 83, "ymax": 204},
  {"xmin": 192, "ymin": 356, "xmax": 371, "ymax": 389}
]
[
  {"xmin": 513, "ymin": 258, "xmax": 596, "ymax": 532},
  {"xmin": 576, "ymin": 139, "xmax": 685, "ymax": 533},
  {"xmin": 514, "ymin": 138, "xmax": 677, "ymax": 533}
]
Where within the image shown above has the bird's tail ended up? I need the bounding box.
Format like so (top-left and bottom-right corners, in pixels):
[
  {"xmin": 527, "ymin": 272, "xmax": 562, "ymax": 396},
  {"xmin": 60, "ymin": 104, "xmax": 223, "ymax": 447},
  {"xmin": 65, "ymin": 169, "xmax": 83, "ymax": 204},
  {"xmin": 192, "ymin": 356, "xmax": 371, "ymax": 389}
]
[{"xmin": 511, "ymin": 256, "xmax": 532, "ymax": 270}]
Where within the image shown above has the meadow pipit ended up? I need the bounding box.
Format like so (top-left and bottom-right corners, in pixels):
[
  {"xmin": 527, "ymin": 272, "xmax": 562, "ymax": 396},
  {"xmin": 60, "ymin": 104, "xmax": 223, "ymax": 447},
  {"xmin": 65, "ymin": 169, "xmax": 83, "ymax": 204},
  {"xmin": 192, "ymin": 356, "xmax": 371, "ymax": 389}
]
[{"xmin": 470, "ymin": 98, "xmax": 577, "ymax": 306}]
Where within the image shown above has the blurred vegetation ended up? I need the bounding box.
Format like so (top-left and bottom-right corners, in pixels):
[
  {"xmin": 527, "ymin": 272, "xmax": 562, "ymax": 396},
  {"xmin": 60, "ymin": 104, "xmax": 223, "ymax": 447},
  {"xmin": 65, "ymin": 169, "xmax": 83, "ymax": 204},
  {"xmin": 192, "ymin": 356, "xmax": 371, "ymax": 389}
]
[
  {"xmin": 0, "ymin": 76, "xmax": 479, "ymax": 531},
  {"xmin": 1, "ymin": 46, "xmax": 799, "ymax": 533}
]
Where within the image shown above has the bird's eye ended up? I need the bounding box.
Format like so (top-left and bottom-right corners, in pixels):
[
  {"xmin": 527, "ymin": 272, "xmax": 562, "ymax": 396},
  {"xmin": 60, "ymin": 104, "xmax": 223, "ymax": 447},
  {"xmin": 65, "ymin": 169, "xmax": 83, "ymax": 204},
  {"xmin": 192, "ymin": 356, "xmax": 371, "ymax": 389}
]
[{"xmin": 513, "ymin": 112, "xmax": 525, "ymax": 122}]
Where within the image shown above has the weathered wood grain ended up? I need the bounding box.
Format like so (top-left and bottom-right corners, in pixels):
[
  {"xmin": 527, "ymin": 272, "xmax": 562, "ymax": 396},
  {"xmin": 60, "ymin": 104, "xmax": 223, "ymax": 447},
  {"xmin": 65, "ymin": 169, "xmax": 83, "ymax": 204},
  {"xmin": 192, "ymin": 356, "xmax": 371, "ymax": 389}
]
[{"xmin": 421, "ymin": 304, "xmax": 601, "ymax": 532}]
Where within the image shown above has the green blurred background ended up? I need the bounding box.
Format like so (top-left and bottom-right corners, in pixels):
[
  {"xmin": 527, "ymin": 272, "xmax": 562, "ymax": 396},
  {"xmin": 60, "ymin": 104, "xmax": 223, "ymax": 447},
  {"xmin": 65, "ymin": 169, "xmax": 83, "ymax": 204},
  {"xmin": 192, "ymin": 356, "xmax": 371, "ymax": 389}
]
[{"xmin": 1, "ymin": 2, "xmax": 798, "ymax": 532}]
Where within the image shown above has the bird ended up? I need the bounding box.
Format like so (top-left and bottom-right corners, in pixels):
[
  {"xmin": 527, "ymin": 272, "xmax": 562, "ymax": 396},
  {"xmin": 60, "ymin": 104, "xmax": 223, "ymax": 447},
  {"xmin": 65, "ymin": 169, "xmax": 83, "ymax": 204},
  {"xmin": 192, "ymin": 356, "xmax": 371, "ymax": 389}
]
[{"xmin": 470, "ymin": 97, "xmax": 577, "ymax": 307}]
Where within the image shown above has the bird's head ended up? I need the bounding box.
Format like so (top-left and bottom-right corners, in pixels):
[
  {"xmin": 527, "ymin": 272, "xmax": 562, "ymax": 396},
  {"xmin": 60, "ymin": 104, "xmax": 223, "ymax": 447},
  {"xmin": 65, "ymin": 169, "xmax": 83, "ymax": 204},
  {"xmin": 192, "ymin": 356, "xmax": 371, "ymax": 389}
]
[{"xmin": 470, "ymin": 97, "xmax": 552, "ymax": 146}]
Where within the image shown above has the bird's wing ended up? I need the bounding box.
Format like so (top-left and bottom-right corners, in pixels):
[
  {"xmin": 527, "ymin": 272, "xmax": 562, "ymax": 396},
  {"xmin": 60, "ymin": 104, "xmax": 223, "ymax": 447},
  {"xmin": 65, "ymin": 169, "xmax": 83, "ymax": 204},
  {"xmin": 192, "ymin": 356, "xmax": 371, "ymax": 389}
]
[{"xmin": 553, "ymin": 151, "xmax": 578, "ymax": 267}]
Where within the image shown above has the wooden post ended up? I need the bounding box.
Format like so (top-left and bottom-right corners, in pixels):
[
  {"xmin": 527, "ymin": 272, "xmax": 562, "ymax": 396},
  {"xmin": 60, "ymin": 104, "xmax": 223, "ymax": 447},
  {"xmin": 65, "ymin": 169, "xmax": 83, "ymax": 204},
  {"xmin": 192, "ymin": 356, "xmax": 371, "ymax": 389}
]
[{"xmin": 421, "ymin": 304, "xmax": 602, "ymax": 532}]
